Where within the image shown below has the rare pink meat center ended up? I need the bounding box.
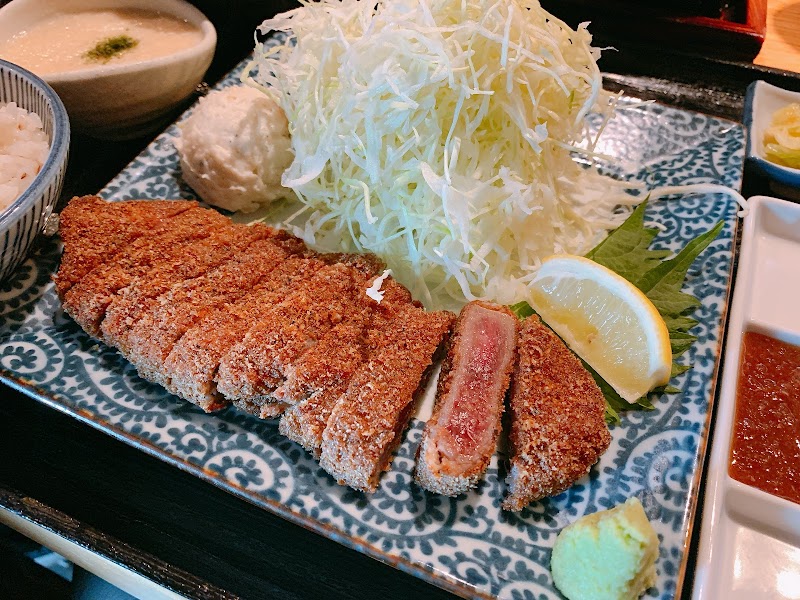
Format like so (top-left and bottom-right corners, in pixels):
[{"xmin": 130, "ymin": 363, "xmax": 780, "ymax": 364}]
[{"xmin": 435, "ymin": 306, "xmax": 515, "ymax": 467}]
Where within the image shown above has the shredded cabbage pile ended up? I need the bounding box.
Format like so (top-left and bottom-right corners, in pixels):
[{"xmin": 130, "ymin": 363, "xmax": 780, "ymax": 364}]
[{"xmin": 250, "ymin": 0, "xmax": 636, "ymax": 309}]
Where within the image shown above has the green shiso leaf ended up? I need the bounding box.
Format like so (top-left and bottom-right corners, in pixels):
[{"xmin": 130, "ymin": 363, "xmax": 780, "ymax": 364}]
[
  {"xmin": 584, "ymin": 201, "xmax": 671, "ymax": 279},
  {"xmin": 509, "ymin": 301, "xmax": 536, "ymax": 319},
  {"xmin": 512, "ymin": 200, "xmax": 724, "ymax": 425}
]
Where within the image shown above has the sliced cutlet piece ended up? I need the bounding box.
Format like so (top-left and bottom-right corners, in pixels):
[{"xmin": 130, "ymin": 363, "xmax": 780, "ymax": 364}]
[
  {"xmin": 235, "ymin": 399, "xmax": 290, "ymax": 419},
  {"xmin": 319, "ymin": 307, "xmax": 455, "ymax": 493},
  {"xmin": 55, "ymin": 196, "xmax": 196, "ymax": 297},
  {"xmin": 275, "ymin": 318, "xmax": 367, "ymax": 402},
  {"xmin": 280, "ymin": 384, "xmax": 350, "ymax": 456},
  {"xmin": 502, "ymin": 315, "xmax": 611, "ymax": 512},
  {"xmin": 164, "ymin": 255, "xmax": 325, "ymax": 412},
  {"xmin": 239, "ymin": 280, "xmax": 395, "ymax": 424},
  {"xmin": 116, "ymin": 235, "xmax": 297, "ymax": 389},
  {"xmin": 216, "ymin": 260, "xmax": 381, "ymax": 410},
  {"xmin": 275, "ymin": 275, "xmax": 411, "ymax": 403},
  {"xmin": 279, "ymin": 278, "xmax": 415, "ymax": 454},
  {"xmin": 101, "ymin": 223, "xmax": 275, "ymax": 351},
  {"xmin": 415, "ymin": 301, "xmax": 518, "ymax": 497},
  {"xmin": 62, "ymin": 206, "xmax": 231, "ymax": 337}
]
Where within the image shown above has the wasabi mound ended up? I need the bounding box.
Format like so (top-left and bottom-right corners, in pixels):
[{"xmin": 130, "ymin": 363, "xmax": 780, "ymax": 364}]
[{"xmin": 550, "ymin": 497, "xmax": 659, "ymax": 600}]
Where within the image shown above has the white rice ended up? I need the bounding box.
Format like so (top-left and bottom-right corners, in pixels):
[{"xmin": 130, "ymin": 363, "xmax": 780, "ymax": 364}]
[{"xmin": 0, "ymin": 102, "xmax": 50, "ymax": 212}]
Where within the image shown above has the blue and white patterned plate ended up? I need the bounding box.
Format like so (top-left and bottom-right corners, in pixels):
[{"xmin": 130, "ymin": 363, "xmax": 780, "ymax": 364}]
[{"xmin": 0, "ymin": 48, "xmax": 744, "ymax": 599}]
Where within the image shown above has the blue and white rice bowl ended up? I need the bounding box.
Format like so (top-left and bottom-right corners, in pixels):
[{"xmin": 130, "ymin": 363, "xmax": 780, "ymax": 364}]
[{"xmin": 0, "ymin": 58, "xmax": 69, "ymax": 282}]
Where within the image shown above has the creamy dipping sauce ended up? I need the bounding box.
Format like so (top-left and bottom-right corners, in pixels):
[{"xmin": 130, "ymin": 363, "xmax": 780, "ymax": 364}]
[{"xmin": 0, "ymin": 9, "xmax": 202, "ymax": 76}]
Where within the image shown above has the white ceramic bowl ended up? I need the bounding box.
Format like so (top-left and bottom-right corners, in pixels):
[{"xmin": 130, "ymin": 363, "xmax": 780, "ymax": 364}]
[
  {"xmin": 0, "ymin": 59, "xmax": 69, "ymax": 283},
  {"xmin": 743, "ymin": 80, "xmax": 800, "ymax": 200},
  {"xmin": 0, "ymin": 0, "xmax": 216, "ymax": 140}
]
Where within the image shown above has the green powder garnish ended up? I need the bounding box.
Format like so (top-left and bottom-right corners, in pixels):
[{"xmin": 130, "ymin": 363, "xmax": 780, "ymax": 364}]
[{"xmin": 84, "ymin": 35, "xmax": 139, "ymax": 62}]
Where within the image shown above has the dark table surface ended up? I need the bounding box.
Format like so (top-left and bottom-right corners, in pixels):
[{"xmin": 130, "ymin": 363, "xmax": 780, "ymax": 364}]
[{"xmin": 2, "ymin": 3, "xmax": 800, "ymax": 599}]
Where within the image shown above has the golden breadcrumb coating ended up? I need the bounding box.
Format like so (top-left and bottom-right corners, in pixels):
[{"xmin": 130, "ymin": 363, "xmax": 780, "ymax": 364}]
[
  {"xmin": 54, "ymin": 196, "xmax": 196, "ymax": 297},
  {"xmin": 279, "ymin": 278, "xmax": 416, "ymax": 454},
  {"xmin": 216, "ymin": 263, "xmax": 373, "ymax": 403},
  {"xmin": 502, "ymin": 315, "xmax": 611, "ymax": 512},
  {"xmin": 233, "ymin": 398, "xmax": 289, "ymax": 419},
  {"xmin": 62, "ymin": 206, "xmax": 231, "ymax": 336},
  {"xmin": 117, "ymin": 235, "xmax": 294, "ymax": 389},
  {"xmin": 319, "ymin": 307, "xmax": 455, "ymax": 493},
  {"xmin": 102, "ymin": 223, "xmax": 274, "ymax": 353},
  {"xmin": 166, "ymin": 256, "xmax": 324, "ymax": 411},
  {"xmin": 56, "ymin": 195, "xmax": 459, "ymax": 505}
]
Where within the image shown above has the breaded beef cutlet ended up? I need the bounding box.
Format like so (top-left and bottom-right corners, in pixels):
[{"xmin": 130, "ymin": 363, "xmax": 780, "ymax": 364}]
[
  {"xmin": 415, "ymin": 301, "xmax": 518, "ymax": 497},
  {"xmin": 502, "ymin": 315, "xmax": 611, "ymax": 512},
  {"xmin": 319, "ymin": 306, "xmax": 455, "ymax": 493},
  {"xmin": 280, "ymin": 385, "xmax": 350, "ymax": 456},
  {"xmin": 101, "ymin": 223, "xmax": 276, "ymax": 352},
  {"xmin": 62, "ymin": 206, "xmax": 232, "ymax": 336},
  {"xmin": 276, "ymin": 277, "xmax": 413, "ymax": 403},
  {"xmin": 326, "ymin": 253, "xmax": 386, "ymax": 277},
  {"xmin": 215, "ymin": 260, "xmax": 382, "ymax": 408},
  {"xmin": 54, "ymin": 196, "xmax": 196, "ymax": 297},
  {"xmin": 275, "ymin": 318, "xmax": 368, "ymax": 404},
  {"xmin": 235, "ymin": 258, "xmax": 389, "ymax": 421},
  {"xmin": 279, "ymin": 278, "xmax": 416, "ymax": 454},
  {"xmin": 116, "ymin": 235, "xmax": 298, "ymax": 389},
  {"xmin": 235, "ymin": 398, "xmax": 290, "ymax": 419},
  {"xmin": 165, "ymin": 256, "xmax": 326, "ymax": 412}
]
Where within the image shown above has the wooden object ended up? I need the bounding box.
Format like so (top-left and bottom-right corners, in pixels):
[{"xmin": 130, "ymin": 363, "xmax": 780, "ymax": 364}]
[
  {"xmin": 541, "ymin": 0, "xmax": 768, "ymax": 61},
  {"xmin": 755, "ymin": 0, "xmax": 800, "ymax": 73}
]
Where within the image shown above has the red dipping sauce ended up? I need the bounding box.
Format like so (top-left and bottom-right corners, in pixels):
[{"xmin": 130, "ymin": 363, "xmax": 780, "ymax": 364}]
[{"xmin": 729, "ymin": 331, "xmax": 800, "ymax": 505}]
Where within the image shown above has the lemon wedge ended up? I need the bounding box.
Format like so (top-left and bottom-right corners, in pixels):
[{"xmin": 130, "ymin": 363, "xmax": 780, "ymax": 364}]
[{"xmin": 527, "ymin": 255, "xmax": 671, "ymax": 403}]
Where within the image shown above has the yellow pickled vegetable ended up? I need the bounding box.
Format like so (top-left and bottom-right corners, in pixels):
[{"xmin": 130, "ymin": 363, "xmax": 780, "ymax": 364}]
[{"xmin": 764, "ymin": 103, "xmax": 800, "ymax": 169}]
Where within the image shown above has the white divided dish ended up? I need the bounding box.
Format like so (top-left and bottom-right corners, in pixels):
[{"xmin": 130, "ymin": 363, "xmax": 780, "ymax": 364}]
[{"xmin": 694, "ymin": 195, "xmax": 800, "ymax": 599}]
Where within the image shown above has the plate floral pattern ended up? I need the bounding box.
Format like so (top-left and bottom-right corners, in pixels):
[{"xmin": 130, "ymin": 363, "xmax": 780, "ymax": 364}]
[{"xmin": 0, "ymin": 46, "xmax": 744, "ymax": 600}]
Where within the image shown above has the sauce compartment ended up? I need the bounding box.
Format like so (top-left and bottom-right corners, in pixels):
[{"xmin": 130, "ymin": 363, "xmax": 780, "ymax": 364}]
[
  {"xmin": 747, "ymin": 200, "xmax": 800, "ymax": 332},
  {"xmin": 694, "ymin": 196, "xmax": 800, "ymax": 600},
  {"xmin": 728, "ymin": 328, "xmax": 800, "ymax": 502}
]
